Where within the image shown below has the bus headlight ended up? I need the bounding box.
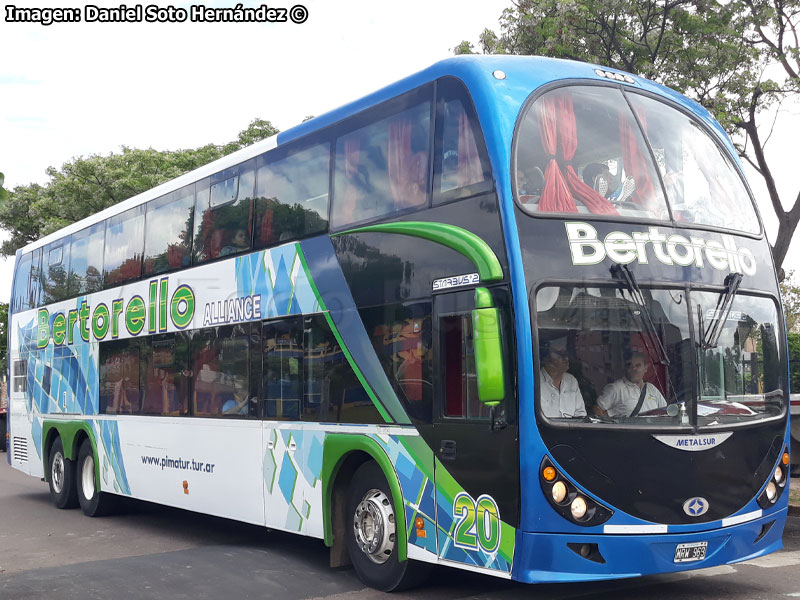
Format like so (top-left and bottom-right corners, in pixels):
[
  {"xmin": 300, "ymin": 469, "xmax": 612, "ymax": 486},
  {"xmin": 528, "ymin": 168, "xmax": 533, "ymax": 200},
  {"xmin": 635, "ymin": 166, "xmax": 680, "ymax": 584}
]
[
  {"xmin": 571, "ymin": 496, "xmax": 588, "ymax": 520},
  {"xmin": 765, "ymin": 481, "xmax": 777, "ymax": 503},
  {"xmin": 551, "ymin": 481, "xmax": 567, "ymax": 504},
  {"xmin": 774, "ymin": 465, "xmax": 784, "ymax": 485},
  {"xmin": 539, "ymin": 457, "xmax": 613, "ymax": 526}
]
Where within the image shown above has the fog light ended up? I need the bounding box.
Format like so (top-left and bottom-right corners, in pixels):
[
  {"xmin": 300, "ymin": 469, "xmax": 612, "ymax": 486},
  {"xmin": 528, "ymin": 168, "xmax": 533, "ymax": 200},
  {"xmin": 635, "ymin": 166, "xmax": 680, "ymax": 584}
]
[
  {"xmin": 551, "ymin": 481, "xmax": 567, "ymax": 504},
  {"xmin": 765, "ymin": 481, "xmax": 777, "ymax": 502},
  {"xmin": 571, "ymin": 496, "xmax": 588, "ymax": 520},
  {"xmin": 774, "ymin": 465, "xmax": 784, "ymax": 484}
]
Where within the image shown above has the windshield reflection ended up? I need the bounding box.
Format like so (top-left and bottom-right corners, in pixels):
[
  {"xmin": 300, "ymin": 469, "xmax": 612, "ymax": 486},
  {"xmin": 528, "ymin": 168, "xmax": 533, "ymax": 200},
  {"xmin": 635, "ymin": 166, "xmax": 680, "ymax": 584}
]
[
  {"xmin": 693, "ymin": 291, "xmax": 783, "ymax": 424},
  {"xmin": 535, "ymin": 285, "xmax": 784, "ymax": 428}
]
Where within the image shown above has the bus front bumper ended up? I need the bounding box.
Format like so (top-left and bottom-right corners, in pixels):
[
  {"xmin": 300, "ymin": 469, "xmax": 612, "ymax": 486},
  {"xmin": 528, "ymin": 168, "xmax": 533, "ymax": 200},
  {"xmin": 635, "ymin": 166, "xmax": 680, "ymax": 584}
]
[{"xmin": 512, "ymin": 509, "xmax": 786, "ymax": 584}]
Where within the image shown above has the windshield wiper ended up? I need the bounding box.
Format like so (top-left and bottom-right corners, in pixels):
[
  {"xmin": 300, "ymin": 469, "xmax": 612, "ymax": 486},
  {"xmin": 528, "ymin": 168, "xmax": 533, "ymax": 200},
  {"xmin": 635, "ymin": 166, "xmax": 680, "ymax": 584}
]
[
  {"xmin": 611, "ymin": 264, "xmax": 671, "ymax": 367},
  {"xmin": 700, "ymin": 272, "xmax": 743, "ymax": 350}
]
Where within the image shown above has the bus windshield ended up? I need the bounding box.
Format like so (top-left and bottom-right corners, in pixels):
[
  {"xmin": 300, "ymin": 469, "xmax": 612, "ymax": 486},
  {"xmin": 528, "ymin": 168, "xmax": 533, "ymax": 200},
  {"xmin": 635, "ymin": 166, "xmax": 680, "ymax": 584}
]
[
  {"xmin": 514, "ymin": 85, "xmax": 760, "ymax": 234},
  {"xmin": 535, "ymin": 285, "xmax": 784, "ymax": 428}
]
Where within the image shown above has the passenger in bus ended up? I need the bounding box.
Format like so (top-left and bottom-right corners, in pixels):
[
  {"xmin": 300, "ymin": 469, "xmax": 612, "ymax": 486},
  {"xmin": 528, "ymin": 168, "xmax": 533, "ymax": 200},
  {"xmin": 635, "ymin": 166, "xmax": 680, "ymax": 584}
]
[
  {"xmin": 517, "ymin": 165, "xmax": 544, "ymax": 202},
  {"xmin": 219, "ymin": 228, "xmax": 249, "ymax": 256},
  {"xmin": 592, "ymin": 352, "xmax": 666, "ymax": 418},
  {"xmin": 582, "ymin": 163, "xmax": 614, "ymax": 198},
  {"xmin": 538, "ymin": 338, "xmax": 586, "ymax": 418}
]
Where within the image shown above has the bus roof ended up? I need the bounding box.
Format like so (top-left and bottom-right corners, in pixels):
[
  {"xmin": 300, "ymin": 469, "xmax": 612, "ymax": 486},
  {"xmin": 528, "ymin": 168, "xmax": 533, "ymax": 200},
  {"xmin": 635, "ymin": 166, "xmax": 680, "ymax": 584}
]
[{"xmin": 20, "ymin": 55, "xmax": 726, "ymax": 255}]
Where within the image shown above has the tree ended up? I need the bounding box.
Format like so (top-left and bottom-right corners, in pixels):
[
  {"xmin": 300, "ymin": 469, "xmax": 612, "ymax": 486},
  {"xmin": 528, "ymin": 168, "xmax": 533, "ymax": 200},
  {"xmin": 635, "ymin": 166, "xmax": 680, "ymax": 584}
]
[
  {"xmin": 457, "ymin": 0, "xmax": 800, "ymax": 278},
  {"xmin": 0, "ymin": 119, "xmax": 279, "ymax": 256},
  {"xmin": 781, "ymin": 271, "xmax": 800, "ymax": 332}
]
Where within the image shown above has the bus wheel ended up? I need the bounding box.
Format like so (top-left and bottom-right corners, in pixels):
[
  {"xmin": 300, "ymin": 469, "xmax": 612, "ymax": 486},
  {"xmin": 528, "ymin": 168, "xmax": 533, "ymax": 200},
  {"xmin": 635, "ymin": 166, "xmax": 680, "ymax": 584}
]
[
  {"xmin": 76, "ymin": 439, "xmax": 117, "ymax": 517},
  {"xmin": 48, "ymin": 437, "xmax": 78, "ymax": 509},
  {"xmin": 345, "ymin": 461, "xmax": 429, "ymax": 591}
]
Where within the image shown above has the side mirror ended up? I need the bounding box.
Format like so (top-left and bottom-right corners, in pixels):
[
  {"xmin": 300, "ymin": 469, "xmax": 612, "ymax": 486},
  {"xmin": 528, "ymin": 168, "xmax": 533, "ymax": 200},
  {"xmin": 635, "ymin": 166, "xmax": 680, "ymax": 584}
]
[{"xmin": 472, "ymin": 287, "xmax": 506, "ymax": 406}]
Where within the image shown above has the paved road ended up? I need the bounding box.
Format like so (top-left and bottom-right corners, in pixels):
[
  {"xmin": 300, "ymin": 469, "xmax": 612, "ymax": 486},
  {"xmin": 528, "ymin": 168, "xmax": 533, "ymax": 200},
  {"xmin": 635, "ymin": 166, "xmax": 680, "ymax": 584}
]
[{"xmin": 2, "ymin": 459, "xmax": 800, "ymax": 600}]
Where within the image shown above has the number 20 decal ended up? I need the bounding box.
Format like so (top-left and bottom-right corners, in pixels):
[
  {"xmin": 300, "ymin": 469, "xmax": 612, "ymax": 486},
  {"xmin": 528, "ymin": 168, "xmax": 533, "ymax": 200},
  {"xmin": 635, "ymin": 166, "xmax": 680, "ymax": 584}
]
[{"xmin": 453, "ymin": 492, "xmax": 501, "ymax": 553}]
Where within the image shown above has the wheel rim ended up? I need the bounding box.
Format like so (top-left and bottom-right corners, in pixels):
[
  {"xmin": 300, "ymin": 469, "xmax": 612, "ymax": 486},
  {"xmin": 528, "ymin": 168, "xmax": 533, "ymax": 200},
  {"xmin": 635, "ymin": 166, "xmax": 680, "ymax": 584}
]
[
  {"xmin": 353, "ymin": 488, "xmax": 395, "ymax": 564},
  {"xmin": 51, "ymin": 452, "xmax": 65, "ymax": 494},
  {"xmin": 81, "ymin": 454, "xmax": 96, "ymax": 501}
]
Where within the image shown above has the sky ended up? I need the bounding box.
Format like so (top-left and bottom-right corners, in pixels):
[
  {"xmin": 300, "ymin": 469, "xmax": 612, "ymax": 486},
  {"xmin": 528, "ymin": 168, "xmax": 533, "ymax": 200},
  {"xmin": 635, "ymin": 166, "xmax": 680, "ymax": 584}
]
[{"xmin": 1, "ymin": 0, "xmax": 798, "ymax": 304}]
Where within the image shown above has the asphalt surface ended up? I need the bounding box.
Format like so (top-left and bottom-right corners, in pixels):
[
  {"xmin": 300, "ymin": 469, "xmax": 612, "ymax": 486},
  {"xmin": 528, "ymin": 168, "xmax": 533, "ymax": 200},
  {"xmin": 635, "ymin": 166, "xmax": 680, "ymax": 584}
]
[{"xmin": 2, "ymin": 458, "xmax": 800, "ymax": 600}]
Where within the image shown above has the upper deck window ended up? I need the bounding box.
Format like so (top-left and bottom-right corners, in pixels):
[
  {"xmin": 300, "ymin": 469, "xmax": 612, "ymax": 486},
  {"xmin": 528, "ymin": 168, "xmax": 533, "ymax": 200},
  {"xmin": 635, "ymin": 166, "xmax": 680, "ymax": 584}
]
[
  {"xmin": 11, "ymin": 252, "xmax": 33, "ymax": 313},
  {"xmin": 626, "ymin": 93, "xmax": 759, "ymax": 234},
  {"xmin": 104, "ymin": 205, "xmax": 145, "ymax": 288},
  {"xmin": 433, "ymin": 77, "xmax": 493, "ymax": 204},
  {"xmin": 144, "ymin": 184, "xmax": 195, "ymax": 276},
  {"xmin": 515, "ymin": 86, "xmax": 668, "ymax": 220},
  {"xmin": 41, "ymin": 240, "xmax": 70, "ymax": 304},
  {"xmin": 193, "ymin": 161, "xmax": 255, "ymax": 264},
  {"xmin": 331, "ymin": 97, "xmax": 431, "ymax": 229},
  {"xmin": 514, "ymin": 85, "xmax": 760, "ymax": 235},
  {"xmin": 255, "ymin": 143, "xmax": 329, "ymax": 248},
  {"xmin": 69, "ymin": 222, "xmax": 105, "ymax": 296}
]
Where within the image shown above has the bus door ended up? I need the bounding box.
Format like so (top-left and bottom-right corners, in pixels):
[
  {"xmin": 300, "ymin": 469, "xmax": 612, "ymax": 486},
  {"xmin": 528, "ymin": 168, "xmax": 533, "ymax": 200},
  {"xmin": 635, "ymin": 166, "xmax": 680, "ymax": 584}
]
[
  {"xmin": 431, "ymin": 288, "xmax": 519, "ymax": 560},
  {"xmin": 8, "ymin": 353, "xmax": 34, "ymax": 473}
]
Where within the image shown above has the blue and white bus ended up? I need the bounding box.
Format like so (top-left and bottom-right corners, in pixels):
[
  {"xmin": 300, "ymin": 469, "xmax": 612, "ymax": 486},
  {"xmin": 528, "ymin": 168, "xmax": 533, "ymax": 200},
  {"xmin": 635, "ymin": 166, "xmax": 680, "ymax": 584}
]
[{"xmin": 7, "ymin": 56, "xmax": 791, "ymax": 590}]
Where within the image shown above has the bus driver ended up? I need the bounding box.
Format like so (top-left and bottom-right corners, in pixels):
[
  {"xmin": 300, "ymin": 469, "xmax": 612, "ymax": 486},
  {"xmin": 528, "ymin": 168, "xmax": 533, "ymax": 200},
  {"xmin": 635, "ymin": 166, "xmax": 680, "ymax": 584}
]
[
  {"xmin": 538, "ymin": 338, "xmax": 586, "ymax": 418},
  {"xmin": 592, "ymin": 351, "xmax": 666, "ymax": 417}
]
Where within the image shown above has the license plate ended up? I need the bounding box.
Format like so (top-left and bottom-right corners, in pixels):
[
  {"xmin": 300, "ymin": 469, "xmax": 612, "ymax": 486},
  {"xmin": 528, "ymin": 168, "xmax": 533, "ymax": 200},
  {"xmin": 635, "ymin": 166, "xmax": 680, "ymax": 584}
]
[{"xmin": 674, "ymin": 541, "xmax": 708, "ymax": 563}]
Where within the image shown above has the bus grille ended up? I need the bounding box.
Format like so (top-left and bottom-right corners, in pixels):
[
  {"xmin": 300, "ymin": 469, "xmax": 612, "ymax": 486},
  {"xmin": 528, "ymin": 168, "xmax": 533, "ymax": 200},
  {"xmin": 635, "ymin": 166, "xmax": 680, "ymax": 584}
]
[{"xmin": 12, "ymin": 437, "xmax": 28, "ymax": 463}]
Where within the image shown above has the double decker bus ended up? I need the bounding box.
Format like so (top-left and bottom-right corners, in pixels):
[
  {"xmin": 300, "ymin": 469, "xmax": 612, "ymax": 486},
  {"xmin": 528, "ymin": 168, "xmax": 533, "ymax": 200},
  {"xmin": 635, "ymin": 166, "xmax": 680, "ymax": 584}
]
[{"xmin": 6, "ymin": 56, "xmax": 790, "ymax": 590}]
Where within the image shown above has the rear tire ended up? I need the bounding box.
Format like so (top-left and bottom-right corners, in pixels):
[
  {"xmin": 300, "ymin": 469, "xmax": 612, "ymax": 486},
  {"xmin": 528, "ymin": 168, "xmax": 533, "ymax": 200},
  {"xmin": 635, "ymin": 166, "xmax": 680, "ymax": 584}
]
[
  {"xmin": 345, "ymin": 461, "xmax": 430, "ymax": 591},
  {"xmin": 76, "ymin": 439, "xmax": 117, "ymax": 517},
  {"xmin": 48, "ymin": 437, "xmax": 78, "ymax": 509}
]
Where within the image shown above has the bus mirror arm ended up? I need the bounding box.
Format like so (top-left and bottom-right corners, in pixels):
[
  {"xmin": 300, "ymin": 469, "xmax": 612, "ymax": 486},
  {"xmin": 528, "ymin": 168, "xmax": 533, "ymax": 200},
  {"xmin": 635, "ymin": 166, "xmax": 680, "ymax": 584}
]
[{"xmin": 472, "ymin": 287, "xmax": 506, "ymax": 408}]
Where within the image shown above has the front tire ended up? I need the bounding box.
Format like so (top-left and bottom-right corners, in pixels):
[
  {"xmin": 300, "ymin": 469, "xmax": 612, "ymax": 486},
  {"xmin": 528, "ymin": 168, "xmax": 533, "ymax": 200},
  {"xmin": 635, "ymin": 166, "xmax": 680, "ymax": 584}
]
[
  {"xmin": 48, "ymin": 437, "xmax": 78, "ymax": 509},
  {"xmin": 345, "ymin": 461, "xmax": 429, "ymax": 591},
  {"xmin": 76, "ymin": 439, "xmax": 117, "ymax": 517}
]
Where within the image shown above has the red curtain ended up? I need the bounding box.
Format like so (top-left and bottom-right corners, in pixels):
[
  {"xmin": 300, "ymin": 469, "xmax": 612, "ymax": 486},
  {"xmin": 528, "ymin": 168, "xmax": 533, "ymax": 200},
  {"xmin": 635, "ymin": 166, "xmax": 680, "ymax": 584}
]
[
  {"xmin": 538, "ymin": 92, "xmax": 617, "ymax": 214},
  {"xmin": 388, "ymin": 119, "xmax": 426, "ymax": 209},
  {"xmin": 457, "ymin": 109, "xmax": 482, "ymax": 188},
  {"xmin": 339, "ymin": 137, "xmax": 361, "ymax": 223}
]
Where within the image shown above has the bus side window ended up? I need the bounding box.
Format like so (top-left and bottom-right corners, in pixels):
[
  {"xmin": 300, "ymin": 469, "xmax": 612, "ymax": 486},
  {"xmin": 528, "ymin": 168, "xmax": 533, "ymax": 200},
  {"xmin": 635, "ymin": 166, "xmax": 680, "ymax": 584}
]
[
  {"xmin": 141, "ymin": 333, "xmax": 190, "ymax": 416},
  {"xmin": 191, "ymin": 324, "xmax": 253, "ymax": 417},
  {"xmin": 104, "ymin": 205, "xmax": 145, "ymax": 288},
  {"xmin": 433, "ymin": 77, "xmax": 492, "ymax": 204},
  {"xmin": 331, "ymin": 90, "xmax": 432, "ymax": 230},
  {"xmin": 440, "ymin": 313, "xmax": 490, "ymax": 420},
  {"xmin": 28, "ymin": 247, "xmax": 43, "ymax": 310},
  {"xmin": 193, "ymin": 160, "xmax": 255, "ymax": 264},
  {"xmin": 303, "ymin": 314, "xmax": 383, "ymax": 425},
  {"xmin": 69, "ymin": 222, "xmax": 105, "ymax": 296},
  {"xmin": 262, "ymin": 317, "xmax": 303, "ymax": 420},
  {"xmin": 11, "ymin": 252, "xmax": 33, "ymax": 313},
  {"xmin": 144, "ymin": 185, "xmax": 195, "ymax": 276},
  {"xmin": 360, "ymin": 302, "xmax": 433, "ymax": 423},
  {"xmin": 254, "ymin": 143, "xmax": 329, "ymax": 249},
  {"xmin": 99, "ymin": 339, "xmax": 141, "ymax": 415},
  {"xmin": 41, "ymin": 240, "xmax": 71, "ymax": 305}
]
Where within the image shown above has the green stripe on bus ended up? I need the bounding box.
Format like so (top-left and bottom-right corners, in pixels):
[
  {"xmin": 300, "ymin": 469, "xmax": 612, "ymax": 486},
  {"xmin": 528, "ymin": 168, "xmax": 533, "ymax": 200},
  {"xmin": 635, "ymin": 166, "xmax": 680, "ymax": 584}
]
[
  {"xmin": 397, "ymin": 435, "xmax": 515, "ymax": 565},
  {"xmin": 333, "ymin": 222, "xmax": 504, "ymax": 282},
  {"xmin": 296, "ymin": 244, "xmax": 396, "ymax": 425}
]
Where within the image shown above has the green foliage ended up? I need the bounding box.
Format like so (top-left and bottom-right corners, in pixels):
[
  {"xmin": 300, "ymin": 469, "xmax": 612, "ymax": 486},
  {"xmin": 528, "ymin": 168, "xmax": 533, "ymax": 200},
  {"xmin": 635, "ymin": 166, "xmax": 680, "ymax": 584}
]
[
  {"xmin": 781, "ymin": 271, "xmax": 800, "ymax": 333},
  {"xmin": 456, "ymin": 0, "xmax": 800, "ymax": 273},
  {"xmin": 788, "ymin": 332, "xmax": 800, "ymax": 393},
  {"xmin": 0, "ymin": 173, "xmax": 8, "ymax": 203},
  {"xmin": 0, "ymin": 119, "xmax": 279, "ymax": 257}
]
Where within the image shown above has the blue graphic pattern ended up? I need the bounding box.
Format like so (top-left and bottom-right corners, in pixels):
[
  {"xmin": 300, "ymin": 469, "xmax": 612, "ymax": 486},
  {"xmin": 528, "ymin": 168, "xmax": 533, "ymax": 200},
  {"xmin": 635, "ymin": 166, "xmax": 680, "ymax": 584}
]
[{"xmin": 235, "ymin": 244, "xmax": 320, "ymax": 317}]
